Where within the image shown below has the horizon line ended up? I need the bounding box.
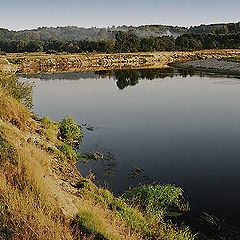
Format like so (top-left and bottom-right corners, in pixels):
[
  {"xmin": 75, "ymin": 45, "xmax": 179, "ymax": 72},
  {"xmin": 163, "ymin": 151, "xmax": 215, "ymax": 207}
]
[{"xmin": 2, "ymin": 20, "xmax": 240, "ymax": 32}]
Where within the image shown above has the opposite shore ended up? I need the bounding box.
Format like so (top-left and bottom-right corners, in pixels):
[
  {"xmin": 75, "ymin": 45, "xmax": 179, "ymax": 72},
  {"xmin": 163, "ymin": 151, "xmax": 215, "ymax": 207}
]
[{"xmin": 1, "ymin": 49, "xmax": 240, "ymax": 75}]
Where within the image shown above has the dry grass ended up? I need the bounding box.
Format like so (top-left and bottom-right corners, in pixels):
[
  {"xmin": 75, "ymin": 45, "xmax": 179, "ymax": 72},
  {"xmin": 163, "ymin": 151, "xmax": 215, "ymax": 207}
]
[
  {"xmin": 0, "ymin": 173, "xmax": 72, "ymax": 240},
  {"xmin": 76, "ymin": 199, "xmax": 128, "ymax": 240},
  {"xmin": 0, "ymin": 119, "xmax": 74, "ymax": 239},
  {"xmin": 0, "ymin": 89, "xmax": 32, "ymax": 130}
]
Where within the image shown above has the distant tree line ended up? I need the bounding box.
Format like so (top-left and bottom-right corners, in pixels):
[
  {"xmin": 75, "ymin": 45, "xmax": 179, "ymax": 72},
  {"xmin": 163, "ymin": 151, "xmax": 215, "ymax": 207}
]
[{"xmin": 0, "ymin": 31, "xmax": 239, "ymax": 54}]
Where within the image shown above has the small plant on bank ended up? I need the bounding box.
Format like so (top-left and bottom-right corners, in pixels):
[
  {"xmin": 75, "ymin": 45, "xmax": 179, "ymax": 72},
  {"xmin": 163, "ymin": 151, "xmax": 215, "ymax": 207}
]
[{"xmin": 59, "ymin": 116, "xmax": 83, "ymax": 148}]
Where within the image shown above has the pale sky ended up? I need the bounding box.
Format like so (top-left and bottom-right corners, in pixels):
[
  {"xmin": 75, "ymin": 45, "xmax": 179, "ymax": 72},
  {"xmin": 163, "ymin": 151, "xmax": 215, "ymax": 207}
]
[{"xmin": 0, "ymin": 0, "xmax": 239, "ymax": 30}]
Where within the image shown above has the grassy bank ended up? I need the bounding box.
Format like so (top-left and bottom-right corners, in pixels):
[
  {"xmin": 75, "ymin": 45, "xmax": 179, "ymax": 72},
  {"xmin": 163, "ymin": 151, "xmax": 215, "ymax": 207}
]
[{"xmin": 0, "ymin": 70, "xmax": 196, "ymax": 239}]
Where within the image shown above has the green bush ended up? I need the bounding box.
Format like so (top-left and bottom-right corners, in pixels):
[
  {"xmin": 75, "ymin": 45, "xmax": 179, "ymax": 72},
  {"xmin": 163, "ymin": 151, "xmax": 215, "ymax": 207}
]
[
  {"xmin": 59, "ymin": 116, "xmax": 83, "ymax": 147},
  {"xmin": 123, "ymin": 184, "xmax": 187, "ymax": 221}
]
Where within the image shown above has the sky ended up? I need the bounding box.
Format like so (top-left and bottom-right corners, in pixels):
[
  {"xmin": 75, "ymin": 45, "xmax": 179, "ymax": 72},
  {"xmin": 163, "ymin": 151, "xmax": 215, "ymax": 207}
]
[{"xmin": 0, "ymin": 0, "xmax": 240, "ymax": 30}]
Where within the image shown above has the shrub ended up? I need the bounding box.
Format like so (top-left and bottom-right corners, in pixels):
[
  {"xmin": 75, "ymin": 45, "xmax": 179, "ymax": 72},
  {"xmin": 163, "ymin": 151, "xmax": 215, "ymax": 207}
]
[
  {"xmin": 59, "ymin": 116, "xmax": 83, "ymax": 147},
  {"xmin": 123, "ymin": 184, "xmax": 188, "ymax": 221}
]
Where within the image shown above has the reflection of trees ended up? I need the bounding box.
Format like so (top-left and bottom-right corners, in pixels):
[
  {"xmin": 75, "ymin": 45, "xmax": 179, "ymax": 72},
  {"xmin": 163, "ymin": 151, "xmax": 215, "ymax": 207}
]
[
  {"xmin": 0, "ymin": 75, "xmax": 34, "ymax": 109},
  {"xmin": 96, "ymin": 68, "xmax": 177, "ymax": 90},
  {"xmin": 22, "ymin": 71, "xmax": 99, "ymax": 81},
  {"xmin": 20, "ymin": 67, "xmax": 237, "ymax": 93},
  {"xmin": 115, "ymin": 70, "xmax": 139, "ymax": 90}
]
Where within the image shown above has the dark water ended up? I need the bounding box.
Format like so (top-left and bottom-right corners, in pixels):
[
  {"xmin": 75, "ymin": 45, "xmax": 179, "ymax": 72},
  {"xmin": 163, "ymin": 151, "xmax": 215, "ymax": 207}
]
[{"xmin": 20, "ymin": 69, "xmax": 240, "ymax": 225}]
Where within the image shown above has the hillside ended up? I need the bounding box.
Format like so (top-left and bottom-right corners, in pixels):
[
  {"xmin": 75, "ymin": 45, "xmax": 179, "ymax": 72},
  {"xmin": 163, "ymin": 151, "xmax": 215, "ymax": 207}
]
[{"xmin": 0, "ymin": 22, "xmax": 239, "ymax": 42}]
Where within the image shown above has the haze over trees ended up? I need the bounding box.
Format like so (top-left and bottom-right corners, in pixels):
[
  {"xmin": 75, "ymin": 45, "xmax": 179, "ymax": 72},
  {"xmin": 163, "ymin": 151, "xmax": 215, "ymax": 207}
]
[{"xmin": 0, "ymin": 22, "xmax": 239, "ymax": 53}]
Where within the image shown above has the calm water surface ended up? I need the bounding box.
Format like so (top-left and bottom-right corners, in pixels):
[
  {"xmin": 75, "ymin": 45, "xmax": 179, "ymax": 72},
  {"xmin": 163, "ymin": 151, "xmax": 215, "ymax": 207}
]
[{"xmin": 20, "ymin": 69, "xmax": 240, "ymax": 225}]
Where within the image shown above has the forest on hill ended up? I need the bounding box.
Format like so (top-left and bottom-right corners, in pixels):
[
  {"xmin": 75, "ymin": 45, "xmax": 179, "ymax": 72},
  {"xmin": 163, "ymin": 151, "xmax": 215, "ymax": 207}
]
[
  {"xmin": 0, "ymin": 22, "xmax": 239, "ymax": 41},
  {"xmin": 0, "ymin": 22, "xmax": 239, "ymax": 53}
]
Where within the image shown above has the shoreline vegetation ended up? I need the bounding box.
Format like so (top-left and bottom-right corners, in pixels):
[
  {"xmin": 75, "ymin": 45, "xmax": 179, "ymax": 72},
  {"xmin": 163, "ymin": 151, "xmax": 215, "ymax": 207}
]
[{"xmin": 1, "ymin": 50, "xmax": 240, "ymax": 239}]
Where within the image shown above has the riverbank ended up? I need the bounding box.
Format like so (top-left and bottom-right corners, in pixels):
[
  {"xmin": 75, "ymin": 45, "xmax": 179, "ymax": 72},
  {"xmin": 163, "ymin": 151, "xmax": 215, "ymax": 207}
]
[
  {"xmin": 169, "ymin": 58, "xmax": 240, "ymax": 75},
  {"xmin": 1, "ymin": 49, "xmax": 240, "ymax": 75},
  {"xmin": 0, "ymin": 71, "xmax": 195, "ymax": 238}
]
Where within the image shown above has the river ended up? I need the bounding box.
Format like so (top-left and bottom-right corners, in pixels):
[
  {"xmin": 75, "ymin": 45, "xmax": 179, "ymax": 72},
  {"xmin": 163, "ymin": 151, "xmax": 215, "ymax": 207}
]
[{"xmin": 20, "ymin": 68, "xmax": 240, "ymax": 225}]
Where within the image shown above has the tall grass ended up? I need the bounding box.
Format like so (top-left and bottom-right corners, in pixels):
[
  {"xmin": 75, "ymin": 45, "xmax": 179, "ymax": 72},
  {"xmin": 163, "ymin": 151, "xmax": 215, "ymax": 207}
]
[
  {"xmin": 123, "ymin": 184, "xmax": 189, "ymax": 221},
  {"xmin": 0, "ymin": 126, "xmax": 72, "ymax": 239},
  {"xmin": 0, "ymin": 74, "xmax": 33, "ymax": 109}
]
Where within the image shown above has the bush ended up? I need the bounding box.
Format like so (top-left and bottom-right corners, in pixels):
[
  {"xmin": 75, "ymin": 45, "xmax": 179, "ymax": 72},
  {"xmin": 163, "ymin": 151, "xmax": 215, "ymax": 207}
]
[
  {"xmin": 59, "ymin": 116, "xmax": 83, "ymax": 147},
  {"xmin": 123, "ymin": 184, "xmax": 188, "ymax": 221}
]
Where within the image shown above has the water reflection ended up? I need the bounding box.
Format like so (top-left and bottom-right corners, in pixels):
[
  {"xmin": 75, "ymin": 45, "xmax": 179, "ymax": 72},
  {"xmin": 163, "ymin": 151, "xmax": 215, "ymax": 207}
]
[{"xmin": 21, "ymin": 68, "xmax": 240, "ymax": 90}]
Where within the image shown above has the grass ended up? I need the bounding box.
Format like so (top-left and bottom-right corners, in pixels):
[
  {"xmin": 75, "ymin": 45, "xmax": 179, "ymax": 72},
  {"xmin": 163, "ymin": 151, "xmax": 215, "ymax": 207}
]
[
  {"xmin": 123, "ymin": 184, "xmax": 189, "ymax": 220},
  {"xmin": 0, "ymin": 173, "xmax": 72, "ymax": 240},
  {"xmin": 0, "ymin": 123, "xmax": 73, "ymax": 239},
  {"xmin": 0, "ymin": 88, "xmax": 33, "ymax": 130},
  {"xmin": 0, "ymin": 80, "xmax": 76, "ymax": 239},
  {"xmin": 57, "ymin": 142, "xmax": 77, "ymax": 160},
  {"xmin": 76, "ymin": 179, "xmax": 195, "ymax": 240},
  {"xmin": 76, "ymin": 200, "xmax": 123, "ymax": 240},
  {"xmin": 39, "ymin": 116, "xmax": 59, "ymax": 142},
  {"xmin": 0, "ymin": 74, "xmax": 34, "ymax": 109}
]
